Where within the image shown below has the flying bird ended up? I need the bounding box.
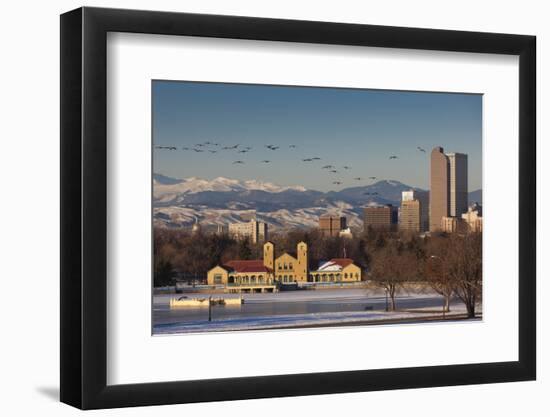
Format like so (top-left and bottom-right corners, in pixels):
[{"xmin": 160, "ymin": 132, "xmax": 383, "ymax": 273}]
[
  {"xmin": 261, "ymin": 160, "xmax": 271, "ymax": 163},
  {"xmin": 233, "ymin": 160, "xmax": 244, "ymax": 164},
  {"xmin": 354, "ymin": 177, "xmax": 362, "ymax": 181},
  {"xmin": 208, "ymin": 150, "xmax": 217, "ymax": 153},
  {"xmin": 302, "ymin": 158, "xmax": 313, "ymax": 162},
  {"xmin": 333, "ymin": 181, "xmax": 342, "ymax": 185},
  {"xmin": 223, "ymin": 144, "xmax": 239, "ymax": 150},
  {"xmin": 322, "ymin": 165, "xmax": 334, "ymax": 169},
  {"xmin": 311, "ymin": 157, "xmax": 321, "ymax": 160},
  {"xmin": 343, "ymin": 166, "xmax": 351, "ymax": 169},
  {"xmin": 417, "ymin": 147, "xmax": 426, "ymax": 153},
  {"xmin": 238, "ymin": 150, "xmax": 249, "ymax": 153},
  {"xmin": 289, "ymin": 144, "xmax": 296, "ymax": 148},
  {"xmin": 389, "ymin": 155, "xmax": 398, "ymax": 159},
  {"xmin": 193, "ymin": 149, "xmax": 204, "ymax": 152},
  {"xmin": 330, "ymin": 170, "xmax": 338, "ymax": 173},
  {"xmin": 368, "ymin": 176, "xmax": 377, "ymax": 180}
]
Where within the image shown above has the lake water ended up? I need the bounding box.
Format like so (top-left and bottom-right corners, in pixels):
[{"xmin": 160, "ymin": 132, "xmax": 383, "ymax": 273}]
[{"xmin": 152, "ymin": 288, "xmax": 458, "ymax": 329}]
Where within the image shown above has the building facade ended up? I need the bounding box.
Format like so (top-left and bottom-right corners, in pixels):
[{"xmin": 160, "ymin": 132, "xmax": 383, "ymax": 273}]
[
  {"xmin": 430, "ymin": 147, "xmax": 450, "ymax": 231},
  {"xmin": 400, "ymin": 199, "xmax": 421, "ymax": 232},
  {"xmin": 207, "ymin": 241, "xmax": 361, "ymax": 291},
  {"xmin": 319, "ymin": 215, "xmax": 347, "ymax": 237},
  {"xmin": 447, "ymin": 152, "xmax": 469, "ymax": 217},
  {"xmin": 310, "ymin": 259, "xmax": 361, "ymax": 283},
  {"xmin": 228, "ymin": 219, "xmax": 268, "ymax": 243},
  {"xmin": 461, "ymin": 204, "xmax": 483, "ymax": 232},
  {"xmin": 363, "ymin": 205, "xmax": 398, "ymax": 231},
  {"xmin": 401, "ymin": 190, "xmax": 429, "ymax": 232},
  {"xmin": 430, "ymin": 147, "xmax": 469, "ymax": 231}
]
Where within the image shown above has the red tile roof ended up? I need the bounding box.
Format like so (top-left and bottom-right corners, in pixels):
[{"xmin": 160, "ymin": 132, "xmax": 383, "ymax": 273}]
[
  {"xmin": 223, "ymin": 260, "xmax": 272, "ymax": 273},
  {"xmin": 328, "ymin": 258, "xmax": 354, "ymax": 268}
]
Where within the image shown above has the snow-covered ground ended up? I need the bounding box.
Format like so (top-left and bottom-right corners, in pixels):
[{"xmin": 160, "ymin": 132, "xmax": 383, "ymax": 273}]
[
  {"xmin": 153, "ymin": 306, "xmax": 476, "ymax": 334},
  {"xmin": 153, "ymin": 288, "xmax": 480, "ymax": 334}
]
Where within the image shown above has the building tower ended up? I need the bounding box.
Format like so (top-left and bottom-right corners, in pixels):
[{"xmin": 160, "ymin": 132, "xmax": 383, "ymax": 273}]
[
  {"xmin": 430, "ymin": 147, "xmax": 450, "ymax": 231},
  {"xmin": 263, "ymin": 241, "xmax": 274, "ymax": 271},
  {"xmin": 401, "ymin": 190, "xmax": 429, "ymax": 232},
  {"xmin": 191, "ymin": 217, "xmax": 202, "ymax": 235},
  {"xmin": 446, "ymin": 152, "xmax": 468, "ymax": 217},
  {"xmin": 296, "ymin": 241, "xmax": 308, "ymax": 282}
]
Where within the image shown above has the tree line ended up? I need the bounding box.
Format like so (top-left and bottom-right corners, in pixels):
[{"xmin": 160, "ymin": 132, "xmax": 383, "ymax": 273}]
[{"xmin": 154, "ymin": 226, "xmax": 482, "ymax": 318}]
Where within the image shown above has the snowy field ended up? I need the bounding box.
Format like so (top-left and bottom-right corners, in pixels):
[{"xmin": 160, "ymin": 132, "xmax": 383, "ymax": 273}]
[{"xmin": 153, "ymin": 288, "xmax": 480, "ymax": 334}]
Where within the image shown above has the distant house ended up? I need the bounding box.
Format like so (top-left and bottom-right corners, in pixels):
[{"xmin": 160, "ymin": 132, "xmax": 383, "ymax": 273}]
[
  {"xmin": 207, "ymin": 260, "xmax": 274, "ymax": 290},
  {"xmin": 310, "ymin": 258, "xmax": 361, "ymax": 283}
]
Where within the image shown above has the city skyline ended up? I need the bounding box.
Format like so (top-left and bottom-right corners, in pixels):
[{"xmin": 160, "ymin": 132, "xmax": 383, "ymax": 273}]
[{"xmin": 153, "ymin": 81, "xmax": 482, "ymax": 192}]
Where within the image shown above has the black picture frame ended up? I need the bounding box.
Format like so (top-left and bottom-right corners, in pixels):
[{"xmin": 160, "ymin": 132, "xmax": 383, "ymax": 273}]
[{"xmin": 60, "ymin": 6, "xmax": 536, "ymax": 410}]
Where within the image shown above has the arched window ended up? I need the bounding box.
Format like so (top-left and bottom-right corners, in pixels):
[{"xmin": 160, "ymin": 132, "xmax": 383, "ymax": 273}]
[
  {"xmin": 344, "ymin": 273, "xmax": 348, "ymax": 279},
  {"xmin": 289, "ymin": 262, "xmax": 293, "ymax": 270}
]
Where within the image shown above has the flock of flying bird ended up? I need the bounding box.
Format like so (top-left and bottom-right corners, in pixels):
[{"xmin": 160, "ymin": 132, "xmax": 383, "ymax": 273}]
[{"xmin": 154, "ymin": 141, "xmax": 428, "ymax": 190}]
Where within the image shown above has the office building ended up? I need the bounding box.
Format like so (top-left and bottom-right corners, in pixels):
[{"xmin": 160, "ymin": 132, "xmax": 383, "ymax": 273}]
[
  {"xmin": 363, "ymin": 205, "xmax": 398, "ymax": 231},
  {"xmin": 319, "ymin": 215, "xmax": 347, "ymax": 237},
  {"xmin": 401, "ymin": 190, "xmax": 429, "ymax": 232},
  {"xmin": 461, "ymin": 203, "xmax": 483, "ymax": 232},
  {"xmin": 430, "ymin": 147, "xmax": 468, "ymax": 231},
  {"xmin": 400, "ymin": 199, "xmax": 421, "ymax": 232},
  {"xmin": 228, "ymin": 219, "xmax": 268, "ymax": 243},
  {"xmin": 447, "ymin": 152, "xmax": 469, "ymax": 217}
]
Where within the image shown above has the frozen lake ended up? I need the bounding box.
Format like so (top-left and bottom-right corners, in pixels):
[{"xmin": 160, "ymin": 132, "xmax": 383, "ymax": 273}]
[{"xmin": 152, "ymin": 288, "xmax": 470, "ymax": 334}]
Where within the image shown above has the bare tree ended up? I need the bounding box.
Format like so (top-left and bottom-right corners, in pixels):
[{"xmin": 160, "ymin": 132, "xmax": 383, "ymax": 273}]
[
  {"xmin": 446, "ymin": 232, "xmax": 482, "ymax": 318},
  {"xmin": 425, "ymin": 237, "xmax": 454, "ymax": 313},
  {"xmin": 370, "ymin": 242, "xmax": 417, "ymax": 311}
]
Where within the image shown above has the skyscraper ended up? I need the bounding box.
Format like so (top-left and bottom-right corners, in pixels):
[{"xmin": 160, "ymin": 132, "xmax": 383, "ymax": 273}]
[
  {"xmin": 229, "ymin": 219, "xmax": 268, "ymax": 243},
  {"xmin": 430, "ymin": 147, "xmax": 468, "ymax": 232},
  {"xmin": 401, "ymin": 190, "xmax": 429, "ymax": 232},
  {"xmin": 447, "ymin": 152, "xmax": 468, "ymax": 217},
  {"xmin": 363, "ymin": 205, "xmax": 398, "ymax": 231},
  {"xmin": 319, "ymin": 215, "xmax": 347, "ymax": 237}
]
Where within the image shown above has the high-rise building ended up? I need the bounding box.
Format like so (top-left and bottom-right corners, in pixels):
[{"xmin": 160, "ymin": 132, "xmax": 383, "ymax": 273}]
[
  {"xmin": 430, "ymin": 147, "xmax": 468, "ymax": 231},
  {"xmin": 461, "ymin": 203, "xmax": 483, "ymax": 232},
  {"xmin": 363, "ymin": 205, "xmax": 398, "ymax": 231},
  {"xmin": 319, "ymin": 215, "xmax": 347, "ymax": 237},
  {"xmin": 401, "ymin": 190, "xmax": 429, "ymax": 232},
  {"xmin": 400, "ymin": 199, "xmax": 421, "ymax": 232},
  {"xmin": 430, "ymin": 147, "xmax": 449, "ymax": 231},
  {"xmin": 229, "ymin": 219, "xmax": 268, "ymax": 243},
  {"xmin": 447, "ymin": 152, "xmax": 468, "ymax": 217}
]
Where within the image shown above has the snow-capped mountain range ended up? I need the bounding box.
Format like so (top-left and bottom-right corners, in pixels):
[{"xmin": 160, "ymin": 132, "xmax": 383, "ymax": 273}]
[{"xmin": 153, "ymin": 174, "xmax": 481, "ymax": 232}]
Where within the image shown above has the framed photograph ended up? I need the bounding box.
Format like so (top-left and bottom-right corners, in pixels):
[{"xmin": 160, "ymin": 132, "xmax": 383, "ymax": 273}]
[{"xmin": 60, "ymin": 6, "xmax": 536, "ymax": 409}]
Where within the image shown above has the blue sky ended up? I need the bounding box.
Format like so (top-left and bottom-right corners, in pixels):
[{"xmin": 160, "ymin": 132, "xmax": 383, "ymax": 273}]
[{"xmin": 153, "ymin": 81, "xmax": 482, "ymax": 192}]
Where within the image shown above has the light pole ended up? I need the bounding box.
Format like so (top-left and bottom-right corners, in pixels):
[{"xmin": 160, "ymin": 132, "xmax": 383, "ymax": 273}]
[
  {"xmin": 430, "ymin": 255, "xmax": 446, "ymax": 320},
  {"xmin": 385, "ymin": 287, "xmax": 389, "ymax": 312},
  {"xmin": 208, "ymin": 296, "xmax": 212, "ymax": 322}
]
